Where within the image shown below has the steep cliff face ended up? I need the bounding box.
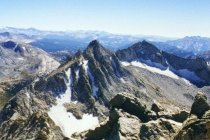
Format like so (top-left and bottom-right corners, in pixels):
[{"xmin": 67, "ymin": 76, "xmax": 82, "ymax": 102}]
[
  {"xmin": 116, "ymin": 41, "xmax": 168, "ymax": 67},
  {"xmin": 81, "ymin": 40, "xmax": 130, "ymax": 105},
  {"xmin": 0, "ymin": 40, "xmax": 209, "ymax": 139}
]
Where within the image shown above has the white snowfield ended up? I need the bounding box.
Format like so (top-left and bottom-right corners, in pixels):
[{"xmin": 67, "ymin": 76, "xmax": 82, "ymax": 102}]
[
  {"xmin": 131, "ymin": 61, "xmax": 179, "ymax": 79},
  {"xmin": 48, "ymin": 68, "xmax": 99, "ymax": 138},
  {"xmin": 121, "ymin": 61, "xmax": 202, "ymax": 85},
  {"xmin": 121, "ymin": 61, "xmax": 179, "ymax": 79},
  {"xmin": 207, "ymin": 61, "xmax": 210, "ymax": 66}
]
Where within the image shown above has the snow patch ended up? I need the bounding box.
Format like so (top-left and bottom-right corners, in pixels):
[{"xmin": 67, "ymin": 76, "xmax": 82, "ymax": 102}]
[
  {"xmin": 121, "ymin": 61, "xmax": 130, "ymax": 66},
  {"xmin": 125, "ymin": 61, "xmax": 179, "ymax": 79},
  {"xmin": 180, "ymin": 78, "xmax": 192, "ymax": 86},
  {"xmin": 75, "ymin": 69, "xmax": 79, "ymax": 80},
  {"xmin": 25, "ymin": 92, "xmax": 30, "ymax": 99},
  {"xmin": 22, "ymin": 46, "xmax": 26, "ymax": 51},
  {"xmin": 120, "ymin": 78, "xmax": 126, "ymax": 83},
  {"xmin": 48, "ymin": 68, "xmax": 99, "ymax": 138},
  {"xmin": 82, "ymin": 60, "xmax": 88, "ymax": 73},
  {"xmin": 17, "ymin": 57, "xmax": 24, "ymax": 61},
  {"xmin": 142, "ymin": 59, "xmax": 166, "ymax": 70},
  {"xmin": 34, "ymin": 78, "xmax": 40, "ymax": 82},
  {"xmin": 121, "ymin": 61, "xmax": 200, "ymax": 84},
  {"xmin": 165, "ymin": 119, "xmax": 182, "ymax": 127}
]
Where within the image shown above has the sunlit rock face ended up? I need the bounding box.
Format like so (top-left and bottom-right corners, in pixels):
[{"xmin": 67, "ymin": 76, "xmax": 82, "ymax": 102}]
[
  {"xmin": 174, "ymin": 92, "xmax": 210, "ymax": 140},
  {"xmin": 0, "ymin": 40, "xmax": 60, "ymax": 81},
  {"xmin": 1, "ymin": 40, "xmax": 210, "ymax": 140},
  {"xmin": 116, "ymin": 41, "xmax": 210, "ymax": 86}
]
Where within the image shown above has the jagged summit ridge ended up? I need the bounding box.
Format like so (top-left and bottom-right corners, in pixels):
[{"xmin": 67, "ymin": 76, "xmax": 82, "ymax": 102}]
[
  {"xmin": 0, "ymin": 40, "xmax": 210, "ymax": 139},
  {"xmin": 87, "ymin": 40, "xmax": 101, "ymax": 48},
  {"xmin": 116, "ymin": 40, "xmax": 167, "ymax": 67},
  {"xmin": 116, "ymin": 40, "xmax": 210, "ymax": 85},
  {"xmin": 84, "ymin": 39, "xmax": 113, "ymax": 59}
]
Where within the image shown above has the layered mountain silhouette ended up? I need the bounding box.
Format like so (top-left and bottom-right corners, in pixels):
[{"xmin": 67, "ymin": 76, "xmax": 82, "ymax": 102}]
[
  {"xmin": 0, "ymin": 40, "xmax": 210, "ymax": 139},
  {"xmin": 116, "ymin": 41, "xmax": 210, "ymax": 86}
]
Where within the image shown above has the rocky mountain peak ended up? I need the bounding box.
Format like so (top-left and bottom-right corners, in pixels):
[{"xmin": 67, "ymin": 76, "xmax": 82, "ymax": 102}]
[
  {"xmin": 83, "ymin": 40, "xmax": 114, "ymax": 67},
  {"xmin": 87, "ymin": 40, "xmax": 101, "ymax": 48},
  {"xmin": 116, "ymin": 40, "xmax": 210, "ymax": 85},
  {"xmin": 136, "ymin": 40, "xmax": 160, "ymax": 49},
  {"xmin": 129, "ymin": 40, "xmax": 160, "ymax": 53},
  {"xmin": 116, "ymin": 40, "xmax": 167, "ymax": 67},
  {"xmin": 84, "ymin": 40, "xmax": 112, "ymax": 58},
  {"xmin": 1, "ymin": 40, "xmax": 17, "ymax": 49},
  {"xmin": 1, "ymin": 40, "xmax": 25, "ymax": 55}
]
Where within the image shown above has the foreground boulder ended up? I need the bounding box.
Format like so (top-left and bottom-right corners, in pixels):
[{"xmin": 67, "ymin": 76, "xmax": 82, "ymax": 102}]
[
  {"xmin": 73, "ymin": 93, "xmax": 182, "ymax": 140},
  {"xmin": 110, "ymin": 93, "xmax": 154, "ymax": 122},
  {"xmin": 0, "ymin": 111, "xmax": 64, "ymax": 140},
  {"xmin": 174, "ymin": 92, "xmax": 210, "ymax": 140},
  {"xmin": 140, "ymin": 118, "xmax": 181, "ymax": 140},
  {"xmin": 190, "ymin": 92, "xmax": 210, "ymax": 118}
]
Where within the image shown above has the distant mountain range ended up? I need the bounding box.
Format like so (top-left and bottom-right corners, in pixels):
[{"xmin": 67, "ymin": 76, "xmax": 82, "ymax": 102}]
[
  {"xmin": 1, "ymin": 27, "xmax": 210, "ymax": 60},
  {"xmin": 0, "ymin": 27, "xmax": 174, "ymax": 52},
  {"xmin": 154, "ymin": 36, "xmax": 210, "ymax": 58}
]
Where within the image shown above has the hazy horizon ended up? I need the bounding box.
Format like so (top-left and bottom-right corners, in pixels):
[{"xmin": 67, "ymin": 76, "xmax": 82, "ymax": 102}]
[{"xmin": 0, "ymin": 0, "xmax": 210, "ymax": 37}]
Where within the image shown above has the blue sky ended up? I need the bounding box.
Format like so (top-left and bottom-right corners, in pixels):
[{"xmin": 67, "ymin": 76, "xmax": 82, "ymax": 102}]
[{"xmin": 0, "ymin": 0, "xmax": 210, "ymax": 37}]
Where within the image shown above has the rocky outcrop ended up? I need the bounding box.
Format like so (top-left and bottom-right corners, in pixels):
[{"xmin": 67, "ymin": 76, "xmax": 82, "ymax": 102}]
[
  {"xmin": 0, "ymin": 41, "xmax": 60, "ymax": 81},
  {"xmin": 72, "ymin": 109, "xmax": 141, "ymax": 140},
  {"xmin": 171, "ymin": 110, "xmax": 189, "ymax": 123},
  {"xmin": 150, "ymin": 102, "xmax": 189, "ymax": 123},
  {"xmin": 0, "ymin": 111, "xmax": 64, "ymax": 140},
  {"xmin": 64, "ymin": 102, "xmax": 87, "ymax": 119},
  {"xmin": 73, "ymin": 93, "xmax": 182, "ymax": 140},
  {"xmin": 0, "ymin": 68, "xmax": 67, "ymax": 139},
  {"xmin": 190, "ymin": 92, "xmax": 210, "ymax": 118},
  {"xmin": 110, "ymin": 93, "xmax": 154, "ymax": 122},
  {"xmin": 174, "ymin": 92, "xmax": 210, "ymax": 140},
  {"xmin": 0, "ymin": 79, "xmax": 33, "ymax": 109},
  {"xmin": 140, "ymin": 118, "xmax": 181, "ymax": 140},
  {"xmin": 116, "ymin": 41, "xmax": 210, "ymax": 85},
  {"xmin": 116, "ymin": 41, "xmax": 168, "ymax": 67},
  {"xmin": 0, "ymin": 88, "xmax": 64, "ymax": 140},
  {"xmin": 34, "ymin": 73, "xmax": 67, "ymax": 95}
]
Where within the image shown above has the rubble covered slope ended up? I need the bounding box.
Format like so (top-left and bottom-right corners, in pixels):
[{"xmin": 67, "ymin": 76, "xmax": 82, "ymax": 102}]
[{"xmin": 0, "ymin": 40, "xmax": 210, "ymax": 140}]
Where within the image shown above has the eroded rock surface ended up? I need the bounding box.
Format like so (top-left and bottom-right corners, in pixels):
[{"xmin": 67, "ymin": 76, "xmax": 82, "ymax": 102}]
[
  {"xmin": 73, "ymin": 93, "xmax": 183, "ymax": 140},
  {"xmin": 175, "ymin": 92, "xmax": 210, "ymax": 140}
]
